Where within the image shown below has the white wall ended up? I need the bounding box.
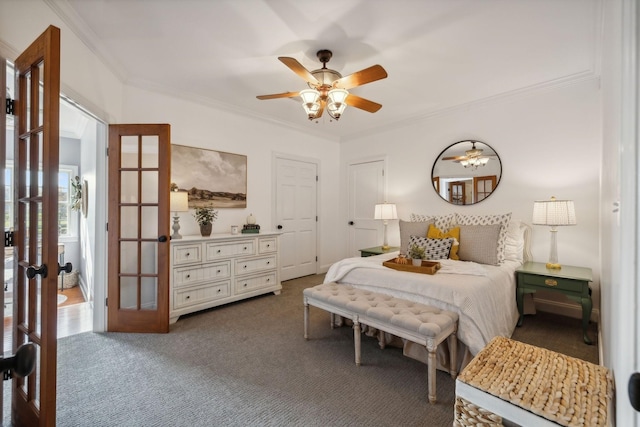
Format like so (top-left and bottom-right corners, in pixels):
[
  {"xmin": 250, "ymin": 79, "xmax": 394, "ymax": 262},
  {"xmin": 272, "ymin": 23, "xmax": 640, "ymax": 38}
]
[
  {"xmin": 121, "ymin": 86, "xmax": 342, "ymax": 272},
  {"xmin": 340, "ymin": 79, "xmax": 602, "ymax": 315}
]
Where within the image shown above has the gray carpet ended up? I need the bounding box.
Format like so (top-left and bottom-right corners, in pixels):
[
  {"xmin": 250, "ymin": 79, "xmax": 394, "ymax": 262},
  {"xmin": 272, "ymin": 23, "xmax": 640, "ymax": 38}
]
[{"xmin": 3, "ymin": 274, "xmax": 598, "ymax": 426}]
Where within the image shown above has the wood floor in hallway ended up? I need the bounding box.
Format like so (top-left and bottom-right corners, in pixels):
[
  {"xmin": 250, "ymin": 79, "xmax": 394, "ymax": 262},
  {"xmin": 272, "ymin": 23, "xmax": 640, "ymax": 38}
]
[{"xmin": 3, "ymin": 286, "xmax": 93, "ymax": 352}]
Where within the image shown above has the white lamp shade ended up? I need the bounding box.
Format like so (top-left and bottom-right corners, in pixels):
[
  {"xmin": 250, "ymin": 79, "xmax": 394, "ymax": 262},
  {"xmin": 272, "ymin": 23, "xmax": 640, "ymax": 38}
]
[
  {"xmin": 170, "ymin": 191, "xmax": 189, "ymax": 212},
  {"xmin": 532, "ymin": 198, "xmax": 576, "ymax": 226},
  {"xmin": 300, "ymin": 89, "xmax": 320, "ymax": 105},
  {"xmin": 374, "ymin": 203, "xmax": 398, "ymax": 220}
]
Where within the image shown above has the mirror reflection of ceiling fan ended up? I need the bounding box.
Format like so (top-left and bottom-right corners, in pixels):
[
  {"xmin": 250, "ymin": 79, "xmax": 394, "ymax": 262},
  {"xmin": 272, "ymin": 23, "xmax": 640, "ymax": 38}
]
[
  {"xmin": 441, "ymin": 141, "xmax": 497, "ymax": 169},
  {"xmin": 256, "ymin": 49, "xmax": 388, "ymax": 121}
]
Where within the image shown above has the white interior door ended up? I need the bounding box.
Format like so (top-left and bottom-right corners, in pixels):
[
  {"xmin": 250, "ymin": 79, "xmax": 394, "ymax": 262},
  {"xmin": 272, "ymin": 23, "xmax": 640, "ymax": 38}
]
[
  {"xmin": 275, "ymin": 156, "xmax": 317, "ymax": 281},
  {"xmin": 347, "ymin": 159, "xmax": 385, "ymax": 257}
]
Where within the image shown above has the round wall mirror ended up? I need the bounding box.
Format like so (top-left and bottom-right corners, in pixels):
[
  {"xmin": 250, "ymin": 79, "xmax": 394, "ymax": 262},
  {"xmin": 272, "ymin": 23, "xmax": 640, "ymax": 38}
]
[{"xmin": 431, "ymin": 140, "xmax": 502, "ymax": 205}]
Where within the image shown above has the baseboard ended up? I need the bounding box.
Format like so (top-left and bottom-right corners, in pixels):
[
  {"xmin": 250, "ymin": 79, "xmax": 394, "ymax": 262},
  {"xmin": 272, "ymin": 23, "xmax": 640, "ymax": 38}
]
[{"xmin": 532, "ymin": 297, "xmax": 600, "ymax": 323}]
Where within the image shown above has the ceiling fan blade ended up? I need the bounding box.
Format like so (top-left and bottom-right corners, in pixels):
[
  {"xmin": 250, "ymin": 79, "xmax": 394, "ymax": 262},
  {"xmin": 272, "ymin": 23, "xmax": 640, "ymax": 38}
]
[
  {"xmin": 345, "ymin": 94, "xmax": 382, "ymax": 113},
  {"xmin": 256, "ymin": 91, "xmax": 300, "ymax": 100},
  {"xmin": 278, "ymin": 57, "xmax": 320, "ymax": 85},
  {"xmin": 334, "ymin": 64, "xmax": 388, "ymax": 89}
]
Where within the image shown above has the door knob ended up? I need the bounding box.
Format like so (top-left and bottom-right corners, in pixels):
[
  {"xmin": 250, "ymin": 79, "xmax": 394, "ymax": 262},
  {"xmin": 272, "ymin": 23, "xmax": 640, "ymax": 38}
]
[
  {"xmin": 277, "ymin": 225, "xmax": 283, "ymax": 229},
  {"xmin": 58, "ymin": 262, "xmax": 72, "ymax": 275},
  {"xmin": 26, "ymin": 264, "xmax": 48, "ymax": 279},
  {"xmin": 348, "ymin": 221, "xmax": 354, "ymax": 225},
  {"xmin": 158, "ymin": 235, "xmax": 168, "ymax": 242},
  {"xmin": 630, "ymin": 372, "xmax": 640, "ymax": 412}
]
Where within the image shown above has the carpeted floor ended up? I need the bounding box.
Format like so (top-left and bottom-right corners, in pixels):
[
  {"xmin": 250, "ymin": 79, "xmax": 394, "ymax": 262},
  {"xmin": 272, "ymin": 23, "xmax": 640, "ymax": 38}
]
[{"xmin": 2, "ymin": 274, "xmax": 598, "ymax": 426}]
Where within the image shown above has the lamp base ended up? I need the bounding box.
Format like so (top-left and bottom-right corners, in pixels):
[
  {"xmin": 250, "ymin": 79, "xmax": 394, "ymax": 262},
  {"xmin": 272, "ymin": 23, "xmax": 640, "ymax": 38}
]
[
  {"xmin": 545, "ymin": 262, "xmax": 562, "ymax": 269},
  {"xmin": 171, "ymin": 215, "xmax": 182, "ymax": 240}
]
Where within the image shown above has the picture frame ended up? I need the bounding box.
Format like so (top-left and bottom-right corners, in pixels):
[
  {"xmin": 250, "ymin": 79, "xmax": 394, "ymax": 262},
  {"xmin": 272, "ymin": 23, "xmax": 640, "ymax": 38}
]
[{"xmin": 171, "ymin": 144, "xmax": 247, "ymax": 208}]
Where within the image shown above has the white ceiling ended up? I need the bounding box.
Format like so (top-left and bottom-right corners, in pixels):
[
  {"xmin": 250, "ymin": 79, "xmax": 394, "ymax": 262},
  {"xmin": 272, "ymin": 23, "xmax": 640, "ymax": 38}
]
[{"xmin": 49, "ymin": 0, "xmax": 600, "ymax": 142}]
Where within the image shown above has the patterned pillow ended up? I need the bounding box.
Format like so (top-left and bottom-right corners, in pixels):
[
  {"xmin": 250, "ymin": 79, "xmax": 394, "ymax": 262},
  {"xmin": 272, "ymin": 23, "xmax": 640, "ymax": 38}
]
[
  {"xmin": 399, "ymin": 219, "xmax": 433, "ymax": 255},
  {"xmin": 457, "ymin": 225, "xmax": 501, "ymax": 265},
  {"xmin": 410, "ymin": 213, "xmax": 456, "ymax": 231},
  {"xmin": 455, "ymin": 213, "xmax": 512, "ymax": 263},
  {"xmin": 409, "ymin": 235, "xmax": 454, "ymax": 260}
]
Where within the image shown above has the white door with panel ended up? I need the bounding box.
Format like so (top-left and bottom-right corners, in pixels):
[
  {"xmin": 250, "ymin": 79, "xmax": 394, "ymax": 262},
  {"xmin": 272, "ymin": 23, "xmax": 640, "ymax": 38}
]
[
  {"xmin": 347, "ymin": 159, "xmax": 385, "ymax": 257},
  {"xmin": 275, "ymin": 157, "xmax": 317, "ymax": 281}
]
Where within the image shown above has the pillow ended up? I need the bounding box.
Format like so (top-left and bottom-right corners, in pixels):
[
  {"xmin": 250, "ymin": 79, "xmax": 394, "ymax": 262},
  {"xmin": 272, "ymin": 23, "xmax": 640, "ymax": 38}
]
[
  {"xmin": 457, "ymin": 224, "xmax": 501, "ymax": 265},
  {"xmin": 410, "ymin": 213, "xmax": 456, "ymax": 232},
  {"xmin": 408, "ymin": 235, "xmax": 454, "ymax": 260},
  {"xmin": 399, "ymin": 219, "xmax": 433, "ymax": 255},
  {"xmin": 504, "ymin": 219, "xmax": 525, "ymax": 263},
  {"xmin": 427, "ymin": 223, "xmax": 460, "ymax": 260},
  {"xmin": 455, "ymin": 212, "xmax": 512, "ymax": 264},
  {"xmin": 410, "ymin": 213, "xmax": 433, "ymax": 222}
]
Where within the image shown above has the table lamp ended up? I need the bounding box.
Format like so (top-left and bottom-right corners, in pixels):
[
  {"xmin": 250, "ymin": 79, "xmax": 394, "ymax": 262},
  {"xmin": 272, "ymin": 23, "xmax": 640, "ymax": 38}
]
[
  {"xmin": 374, "ymin": 202, "xmax": 398, "ymax": 250},
  {"xmin": 532, "ymin": 196, "xmax": 576, "ymax": 269},
  {"xmin": 170, "ymin": 191, "xmax": 189, "ymax": 239}
]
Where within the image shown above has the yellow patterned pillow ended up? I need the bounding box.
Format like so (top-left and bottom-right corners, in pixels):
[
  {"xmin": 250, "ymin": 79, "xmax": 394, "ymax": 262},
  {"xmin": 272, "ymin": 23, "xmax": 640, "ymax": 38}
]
[{"xmin": 427, "ymin": 223, "xmax": 460, "ymax": 260}]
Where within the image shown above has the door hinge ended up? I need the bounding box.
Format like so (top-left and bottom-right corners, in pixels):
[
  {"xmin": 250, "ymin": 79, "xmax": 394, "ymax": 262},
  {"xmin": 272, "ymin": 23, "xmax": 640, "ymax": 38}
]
[
  {"xmin": 105, "ymin": 298, "xmax": 108, "ymax": 307},
  {"xmin": 106, "ymin": 147, "xmax": 109, "ymax": 156},
  {"xmin": 315, "ymin": 256, "xmax": 318, "ymax": 262},
  {"xmin": 5, "ymin": 98, "xmax": 14, "ymax": 115},
  {"xmin": 316, "ymin": 175, "xmax": 318, "ymax": 181},
  {"xmin": 4, "ymin": 231, "xmax": 15, "ymax": 247},
  {"xmin": 316, "ymin": 216, "xmax": 318, "ymax": 222},
  {"xmin": 106, "ymin": 223, "xmax": 108, "ymax": 231}
]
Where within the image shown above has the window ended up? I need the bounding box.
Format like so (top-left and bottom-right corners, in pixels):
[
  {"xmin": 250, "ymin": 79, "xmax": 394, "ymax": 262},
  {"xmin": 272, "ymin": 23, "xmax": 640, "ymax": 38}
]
[{"xmin": 4, "ymin": 162, "xmax": 79, "ymax": 241}]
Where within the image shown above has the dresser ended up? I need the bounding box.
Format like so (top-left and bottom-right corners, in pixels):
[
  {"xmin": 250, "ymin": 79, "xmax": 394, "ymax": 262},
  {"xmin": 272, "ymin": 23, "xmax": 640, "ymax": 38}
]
[{"xmin": 170, "ymin": 232, "xmax": 281, "ymax": 323}]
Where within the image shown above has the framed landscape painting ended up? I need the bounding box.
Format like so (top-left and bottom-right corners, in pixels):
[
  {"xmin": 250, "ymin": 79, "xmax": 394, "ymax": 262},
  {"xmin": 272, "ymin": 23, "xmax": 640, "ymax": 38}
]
[{"xmin": 171, "ymin": 144, "xmax": 247, "ymax": 208}]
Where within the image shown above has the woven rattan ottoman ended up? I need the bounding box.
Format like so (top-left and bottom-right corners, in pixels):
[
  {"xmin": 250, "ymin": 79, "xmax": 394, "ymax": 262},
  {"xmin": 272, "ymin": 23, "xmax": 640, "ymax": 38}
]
[{"xmin": 454, "ymin": 336, "xmax": 613, "ymax": 427}]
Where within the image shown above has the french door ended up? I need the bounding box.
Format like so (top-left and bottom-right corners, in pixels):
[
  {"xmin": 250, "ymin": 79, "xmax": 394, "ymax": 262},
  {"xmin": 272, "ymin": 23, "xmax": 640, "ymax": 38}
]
[
  {"xmin": 11, "ymin": 25, "xmax": 61, "ymax": 426},
  {"xmin": 107, "ymin": 124, "xmax": 170, "ymax": 333}
]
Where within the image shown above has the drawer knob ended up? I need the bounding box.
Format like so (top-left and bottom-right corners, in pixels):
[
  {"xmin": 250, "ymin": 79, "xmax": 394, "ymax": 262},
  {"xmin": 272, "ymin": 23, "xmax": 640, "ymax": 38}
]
[
  {"xmin": 545, "ymin": 279, "xmax": 558, "ymax": 287},
  {"xmin": 186, "ymin": 253, "xmax": 190, "ymax": 257},
  {"xmin": 217, "ymin": 249, "xmax": 221, "ymax": 254},
  {"xmin": 217, "ymin": 289, "xmax": 221, "ymax": 293},
  {"xmin": 244, "ymin": 246, "xmax": 248, "ymax": 250},
  {"xmin": 217, "ymin": 269, "xmax": 221, "ymax": 273},
  {"xmin": 243, "ymin": 265, "xmax": 247, "ymax": 269},
  {"xmin": 243, "ymin": 283, "xmax": 247, "ymax": 287},
  {"xmin": 266, "ymin": 278, "xmax": 270, "ymax": 282},
  {"xmin": 186, "ymin": 295, "xmax": 190, "ymax": 299},
  {"xmin": 267, "ymin": 244, "xmax": 270, "ymax": 248},
  {"xmin": 186, "ymin": 274, "xmax": 190, "ymax": 279}
]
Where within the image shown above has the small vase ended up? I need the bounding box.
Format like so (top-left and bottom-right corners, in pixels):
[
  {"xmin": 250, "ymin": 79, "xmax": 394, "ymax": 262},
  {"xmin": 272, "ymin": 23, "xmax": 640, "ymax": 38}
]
[
  {"xmin": 412, "ymin": 258, "xmax": 423, "ymax": 267},
  {"xmin": 200, "ymin": 223, "xmax": 212, "ymax": 237}
]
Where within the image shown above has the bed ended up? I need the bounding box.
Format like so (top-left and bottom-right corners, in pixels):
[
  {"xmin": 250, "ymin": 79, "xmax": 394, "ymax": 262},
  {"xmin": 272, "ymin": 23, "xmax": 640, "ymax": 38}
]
[{"xmin": 323, "ymin": 213, "xmax": 531, "ymax": 371}]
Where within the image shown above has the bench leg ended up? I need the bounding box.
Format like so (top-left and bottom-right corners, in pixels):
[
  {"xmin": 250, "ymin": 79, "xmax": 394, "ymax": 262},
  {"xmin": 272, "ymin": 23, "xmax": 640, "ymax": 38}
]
[
  {"xmin": 353, "ymin": 317, "xmax": 361, "ymax": 366},
  {"xmin": 449, "ymin": 332, "xmax": 458, "ymax": 378},
  {"xmin": 427, "ymin": 347, "xmax": 436, "ymax": 404},
  {"xmin": 303, "ymin": 300, "xmax": 309, "ymax": 340}
]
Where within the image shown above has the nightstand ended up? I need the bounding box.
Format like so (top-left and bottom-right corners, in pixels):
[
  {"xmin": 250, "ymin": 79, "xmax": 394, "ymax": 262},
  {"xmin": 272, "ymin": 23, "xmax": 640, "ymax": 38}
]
[
  {"xmin": 516, "ymin": 261, "xmax": 593, "ymax": 344},
  {"xmin": 359, "ymin": 245, "xmax": 400, "ymax": 257}
]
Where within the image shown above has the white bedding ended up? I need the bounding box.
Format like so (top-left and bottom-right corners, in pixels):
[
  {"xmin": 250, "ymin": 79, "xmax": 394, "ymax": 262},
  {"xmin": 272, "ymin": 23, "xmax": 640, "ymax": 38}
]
[{"xmin": 323, "ymin": 251, "xmax": 520, "ymax": 355}]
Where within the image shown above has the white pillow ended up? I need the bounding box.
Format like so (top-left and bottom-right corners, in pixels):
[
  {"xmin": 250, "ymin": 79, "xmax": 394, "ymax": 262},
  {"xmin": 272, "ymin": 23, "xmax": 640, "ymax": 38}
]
[
  {"xmin": 504, "ymin": 219, "xmax": 525, "ymax": 263},
  {"xmin": 455, "ymin": 213, "xmax": 512, "ymax": 264},
  {"xmin": 410, "ymin": 213, "xmax": 456, "ymax": 231}
]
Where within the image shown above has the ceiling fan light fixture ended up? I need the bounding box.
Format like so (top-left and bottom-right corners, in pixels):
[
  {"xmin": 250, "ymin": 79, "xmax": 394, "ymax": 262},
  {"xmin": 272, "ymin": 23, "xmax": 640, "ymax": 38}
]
[
  {"xmin": 327, "ymin": 88, "xmax": 349, "ymax": 120},
  {"xmin": 300, "ymin": 89, "xmax": 321, "ymax": 119}
]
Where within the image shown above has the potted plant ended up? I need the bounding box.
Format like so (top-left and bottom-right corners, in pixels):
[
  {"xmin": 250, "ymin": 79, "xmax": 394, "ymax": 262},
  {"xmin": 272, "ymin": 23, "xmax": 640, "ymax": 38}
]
[
  {"xmin": 408, "ymin": 243, "xmax": 425, "ymax": 266},
  {"xmin": 193, "ymin": 206, "xmax": 218, "ymax": 237}
]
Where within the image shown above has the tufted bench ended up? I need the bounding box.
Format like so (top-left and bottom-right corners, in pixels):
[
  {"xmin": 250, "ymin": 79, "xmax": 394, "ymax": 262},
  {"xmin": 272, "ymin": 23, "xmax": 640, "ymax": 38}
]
[
  {"xmin": 454, "ymin": 336, "xmax": 613, "ymax": 426},
  {"xmin": 303, "ymin": 282, "xmax": 458, "ymax": 404}
]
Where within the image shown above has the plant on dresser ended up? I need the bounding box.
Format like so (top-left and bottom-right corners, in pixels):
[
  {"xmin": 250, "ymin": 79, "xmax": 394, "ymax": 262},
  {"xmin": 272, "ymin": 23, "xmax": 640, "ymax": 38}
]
[{"xmin": 169, "ymin": 232, "xmax": 281, "ymax": 323}]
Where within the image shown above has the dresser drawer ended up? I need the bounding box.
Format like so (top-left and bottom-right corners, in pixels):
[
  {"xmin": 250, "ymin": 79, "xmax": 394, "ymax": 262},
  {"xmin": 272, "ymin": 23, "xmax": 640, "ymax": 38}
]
[
  {"xmin": 234, "ymin": 272, "xmax": 277, "ymax": 295},
  {"xmin": 172, "ymin": 244, "xmax": 202, "ymax": 265},
  {"xmin": 519, "ymin": 273, "xmax": 585, "ymax": 294},
  {"xmin": 235, "ymin": 255, "xmax": 277, "ymax": 276},
  {"xmin": 258, "ymin": 237, "xmax": 277, "ymax": 254},
  {"xmin": 205, "ymin": 240, "xmax": 255, "ymax": 260},
  {"xmin": 173, "ymin": 280, "xmax": 231, "ymax": 309},
  {"xmin": 173, "ymin": 261, "xmax": 231, "ymax": 288}
]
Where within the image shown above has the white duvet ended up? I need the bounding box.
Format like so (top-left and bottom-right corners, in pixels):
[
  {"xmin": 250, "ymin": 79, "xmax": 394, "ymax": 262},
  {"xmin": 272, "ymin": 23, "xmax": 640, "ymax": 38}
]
[{"xmin": 324, "ymin": 252, "xmax": 520, "ymax": 355}]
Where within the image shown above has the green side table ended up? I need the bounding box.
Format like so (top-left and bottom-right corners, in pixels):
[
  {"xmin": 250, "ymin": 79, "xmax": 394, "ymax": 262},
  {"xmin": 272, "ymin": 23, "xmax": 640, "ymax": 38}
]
[
  {"xmin": 516, "ymin": 261, "xmax": 593, "ymax": 344},
  {"xmin": 359, "ymin": 246, "xmax": 400, "ymax": 257}
]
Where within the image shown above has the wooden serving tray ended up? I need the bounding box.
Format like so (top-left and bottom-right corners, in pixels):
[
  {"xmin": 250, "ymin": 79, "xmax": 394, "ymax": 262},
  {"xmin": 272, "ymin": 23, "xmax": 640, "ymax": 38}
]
[{"xmin": 382, "ymin": 258, "xmax": 441, "ymax": 275}]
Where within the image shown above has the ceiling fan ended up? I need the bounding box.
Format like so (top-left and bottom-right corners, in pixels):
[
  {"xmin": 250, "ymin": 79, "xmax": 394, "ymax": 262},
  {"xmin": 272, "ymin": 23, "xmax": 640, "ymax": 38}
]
[
  {"xmin": 441, "ymin": 141, "xmax": 496, "ymax": 168},
  {"xmin": 256, "ymin": 49, "xmax": 388, "ymax": 121}
]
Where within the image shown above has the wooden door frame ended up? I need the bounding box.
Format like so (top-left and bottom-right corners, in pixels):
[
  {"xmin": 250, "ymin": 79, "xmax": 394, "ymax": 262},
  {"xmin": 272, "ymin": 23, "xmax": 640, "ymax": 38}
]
[{"xmin": 12, "ymin": 25, "xmax": 61, "ymax": 426}]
